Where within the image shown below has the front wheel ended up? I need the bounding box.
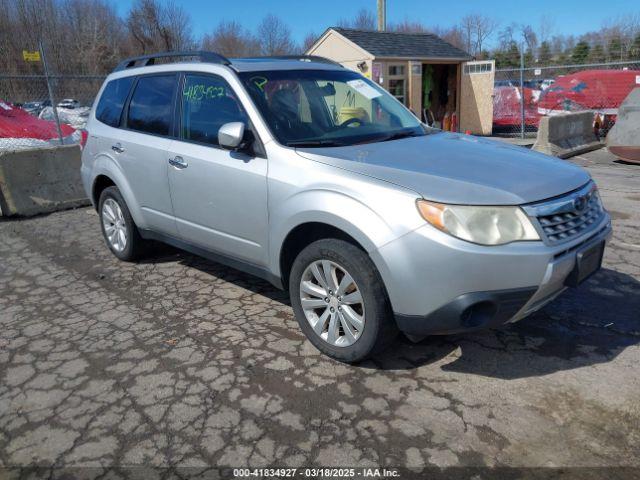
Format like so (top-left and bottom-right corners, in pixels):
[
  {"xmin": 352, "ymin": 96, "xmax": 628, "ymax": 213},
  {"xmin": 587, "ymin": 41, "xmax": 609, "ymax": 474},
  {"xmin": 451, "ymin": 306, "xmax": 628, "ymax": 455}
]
[{"xmin": 289, "ymin": 238, "xmax": 397, "ymax": 362}]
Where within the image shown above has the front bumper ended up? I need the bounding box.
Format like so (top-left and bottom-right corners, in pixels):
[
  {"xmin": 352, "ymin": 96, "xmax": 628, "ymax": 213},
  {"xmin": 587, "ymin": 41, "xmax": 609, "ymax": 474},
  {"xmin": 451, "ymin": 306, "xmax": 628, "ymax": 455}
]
[{"xmin": 371, "ymin": 213, "xmax": 612, "ymax": 336}]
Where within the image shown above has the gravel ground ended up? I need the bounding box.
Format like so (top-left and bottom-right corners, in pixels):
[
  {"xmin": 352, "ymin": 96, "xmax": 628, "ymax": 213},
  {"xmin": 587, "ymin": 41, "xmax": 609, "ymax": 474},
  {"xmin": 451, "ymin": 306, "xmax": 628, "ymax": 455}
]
[{"xmin": 0, "ymin": 148, "xmax": 638, "ymax": 475}]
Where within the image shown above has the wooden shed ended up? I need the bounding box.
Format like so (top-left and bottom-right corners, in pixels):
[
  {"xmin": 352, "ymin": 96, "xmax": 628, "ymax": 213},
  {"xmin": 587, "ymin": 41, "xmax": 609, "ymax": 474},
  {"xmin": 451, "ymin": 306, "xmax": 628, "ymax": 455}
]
[{"xmin": 307, "ymin": 27, "xmax": 495, "ymax": 135}]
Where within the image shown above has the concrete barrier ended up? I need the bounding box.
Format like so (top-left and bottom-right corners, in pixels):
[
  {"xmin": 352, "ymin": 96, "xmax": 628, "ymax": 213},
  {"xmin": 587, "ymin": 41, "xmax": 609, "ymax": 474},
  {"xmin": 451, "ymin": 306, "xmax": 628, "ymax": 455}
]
[
  {"xmin": 532, "ymin": 111, "xmax": 602, "ymax": 158},
  {"xmin": 0, "ymin": 145, "xmax": 89, "ymax": 217}
]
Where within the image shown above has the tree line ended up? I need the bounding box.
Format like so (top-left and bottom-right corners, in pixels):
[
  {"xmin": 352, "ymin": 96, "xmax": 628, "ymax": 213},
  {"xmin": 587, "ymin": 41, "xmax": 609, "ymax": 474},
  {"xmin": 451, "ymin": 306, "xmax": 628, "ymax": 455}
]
[
  {"xmin": 338, "ymin": 10, "xmax": 640, "ymax": 68},
  {"xmin": 0, "ymin": 0, "xmax": 306, "ymax": 75},
  {"xmin": 1, "ymin": 0, "xmax": 639, "ymax": 76}
]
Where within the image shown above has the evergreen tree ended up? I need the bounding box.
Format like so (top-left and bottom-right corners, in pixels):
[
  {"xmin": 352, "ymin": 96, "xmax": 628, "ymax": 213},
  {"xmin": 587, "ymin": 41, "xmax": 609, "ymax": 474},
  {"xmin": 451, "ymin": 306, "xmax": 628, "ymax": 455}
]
[
  {"xmin": 505, "ymin": 42, "xmax": 521, "ymax": 68},
  {"xmin": 608, "ymin": 37, "xmax": 623, "ymax": 61},
  {"xmin": 494, "ymin": 42, "xmax": 521, "ymax": 69},
  {"xmin": 524, "ymin": 49, "xmax": 534, "ymax": 67},
  {"xmin": 571, "ymin": 40, "xmax": 590, "ymax": 64},
  {"xmin": 630, "ymin": 34, "xmax": 640, "ymax": 60},
  {"xmin": 589, "ymin": 44, "xmax": 606, "ymax": 63},
  {"xmin": 538, "ymin": 41, "xmax": 552, "ymax": 64}
]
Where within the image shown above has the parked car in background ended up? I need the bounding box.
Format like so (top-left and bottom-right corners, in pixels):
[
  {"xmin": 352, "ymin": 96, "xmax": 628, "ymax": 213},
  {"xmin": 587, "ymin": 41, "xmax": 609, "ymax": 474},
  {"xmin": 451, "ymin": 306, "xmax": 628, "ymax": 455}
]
[
  {"xmin": 40, "ymin": 103, "xmax": 91, "ymax": 130},
  {"xmin": 21, "ymin": 100, "xmax": 51, "ymax": 116},
  {"xmin": 523, "ymin": 80, "xmax": 542, "ymax": 89},
  {"xmin": 57, "ymin": 98, "xmax": 81, "ymax": 109},
  {"xmin": 22, "ymin": 101, "xmax": 43, "ymax": 115},
  {"xmin": 494, "ymin": 79, "xmax": 515, "ymax": 87},
  {"xmin": 82, "ymin": 52, "xmax": 611, "ymax": 362},
  {"xmin": 540, "ymin": 78, "xmax": 555, "ymax": 90},
  {"xmin": 537, "ymin": 69, "xmax": 640, "ymax": 116}
]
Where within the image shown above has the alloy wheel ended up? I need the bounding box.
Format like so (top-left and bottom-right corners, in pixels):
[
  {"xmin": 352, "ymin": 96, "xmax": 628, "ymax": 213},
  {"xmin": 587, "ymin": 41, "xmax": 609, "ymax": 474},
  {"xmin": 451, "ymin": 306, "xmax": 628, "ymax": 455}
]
[
  {"xmin": 299, "ymin": 260, "xmax": 365, "ymax": 347},
  {"xmin": 102, "ymin": 198, "xmax": 127, "ymax": 252}
]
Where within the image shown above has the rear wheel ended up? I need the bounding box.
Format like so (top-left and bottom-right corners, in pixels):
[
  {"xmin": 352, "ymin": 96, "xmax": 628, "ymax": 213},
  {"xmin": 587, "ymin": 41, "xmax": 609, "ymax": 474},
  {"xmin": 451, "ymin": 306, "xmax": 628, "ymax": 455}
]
[
  {"xmin": 289, "ymin": 238, "xmax": 397, "ymax": 362},
  {"xmin": 98, "ymin": 186, "xmax": 149, "ymax": 261}
]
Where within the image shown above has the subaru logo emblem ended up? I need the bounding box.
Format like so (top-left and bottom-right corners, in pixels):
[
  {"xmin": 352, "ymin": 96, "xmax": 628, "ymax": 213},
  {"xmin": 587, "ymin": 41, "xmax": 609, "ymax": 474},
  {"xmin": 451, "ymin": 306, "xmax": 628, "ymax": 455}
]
[{"xmin": 573, "ymin": 194, "xmax": 588, "ymax": 212}]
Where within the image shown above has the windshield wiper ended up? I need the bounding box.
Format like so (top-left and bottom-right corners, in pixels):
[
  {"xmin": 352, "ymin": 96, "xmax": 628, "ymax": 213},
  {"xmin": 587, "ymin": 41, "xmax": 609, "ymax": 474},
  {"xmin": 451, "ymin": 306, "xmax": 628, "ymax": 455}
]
[
  {"xmin": 287, "ymin": 140, "xmax": 345, "ymax": 147},
  {"xmin": 378, "ymin": 130, "xmax": 422, "ymax": 142},
  {"xmin": 353, "ymin": 130, "xmax": 423, "ymax": 145}
]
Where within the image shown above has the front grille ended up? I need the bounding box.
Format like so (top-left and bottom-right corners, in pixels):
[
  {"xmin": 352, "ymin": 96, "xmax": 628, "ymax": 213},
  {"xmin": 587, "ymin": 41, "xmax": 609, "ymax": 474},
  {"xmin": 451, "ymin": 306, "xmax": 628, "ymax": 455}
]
[{"xmin": 534, "ymin": 187, "xmax": 604, "ymax": 244}]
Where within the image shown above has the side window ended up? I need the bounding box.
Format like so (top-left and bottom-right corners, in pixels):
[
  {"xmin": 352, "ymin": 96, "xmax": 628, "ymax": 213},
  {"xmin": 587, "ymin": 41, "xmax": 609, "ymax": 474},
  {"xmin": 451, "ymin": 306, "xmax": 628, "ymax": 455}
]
[
  {"xmin": 127, "ymin": 75, "xmax": 176, "ymax": 136},
  {"xmin": 95, "ymin": 77, "xmax": 134, "ymax": 127},
  {"xmin": 181, "ymin": 74, "xmax": 247, "ymax": 146}
]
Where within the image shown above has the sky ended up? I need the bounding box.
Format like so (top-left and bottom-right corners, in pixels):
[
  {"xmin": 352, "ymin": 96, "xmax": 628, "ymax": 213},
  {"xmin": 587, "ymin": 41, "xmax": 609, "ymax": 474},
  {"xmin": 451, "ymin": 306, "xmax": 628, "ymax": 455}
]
[{"xmin": 114, "ymin": 0, "xmax": 637, "ymax": 48}]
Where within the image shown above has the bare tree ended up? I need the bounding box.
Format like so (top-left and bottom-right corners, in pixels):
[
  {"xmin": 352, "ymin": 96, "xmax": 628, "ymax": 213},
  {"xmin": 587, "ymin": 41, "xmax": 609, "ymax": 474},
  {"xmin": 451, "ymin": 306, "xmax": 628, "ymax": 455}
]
[
  {"xmin": 202, "ymin": 21, "xmax": 260, "ymax": 57},
  {"xmin": 63, "ymin": 0, "xmax": 124, "ymax": 73},
  {"xmin": 538, "ymin": 14, "xmax": 555, "ymax": 44},
  {"xmin": 520, "ymin": 24, "xmax": 538, "ymax": 55},
  {"xmin": 497, "ymin": 23, "xmax": 517, "ymax": 50},
  {"xmin": 390, "ymin": 19, "xmax": 429, "ymax": 33},
  {"xmin": 126, "ymin": 0, "xmax": 193, "ymax": 54},
  {"xmin": 12, "ymin": 0, "xmax": 66, "ymax": 70},
  {"xmin": 163, "ymin": 2, "xmax": 194, "ymax": 50},
  {"xmin": 338, "ymin": 8, "xmax": 376, "ymax": 30},
  {"xmin": 460, "ymin": 15, "xmax": 475, "ymax": 54},
  {"xmin": 257, "ymin": 14, "xmax": 296, "ymax": 56},
  {"xmin": 477, "ymin": 15, "xmax": 499, "ymax": 55},
  {"xmin": 430, "ymin": 25, "xmax": 466, "ymax": 51},
  {"xmin": 302, "ymin": 32, "xmax": 319, "ymax": 52},
  {"xmin": 459, "ymin": 14, "xmax": 499, "ymax": 56}
]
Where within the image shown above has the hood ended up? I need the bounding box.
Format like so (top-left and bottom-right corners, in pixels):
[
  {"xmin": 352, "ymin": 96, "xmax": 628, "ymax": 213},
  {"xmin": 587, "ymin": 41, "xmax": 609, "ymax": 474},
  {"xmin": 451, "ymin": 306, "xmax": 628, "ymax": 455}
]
[{"xmin": 295, "ymin": 132, "xmax": 590, "ymax": 205}]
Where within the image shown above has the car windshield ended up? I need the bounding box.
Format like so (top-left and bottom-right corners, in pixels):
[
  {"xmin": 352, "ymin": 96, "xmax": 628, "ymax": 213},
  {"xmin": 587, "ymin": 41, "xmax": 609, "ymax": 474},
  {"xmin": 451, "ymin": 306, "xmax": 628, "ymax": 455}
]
[{"xmin": 238, "ymin": 69, "xmax": 425, "ymax": 147}]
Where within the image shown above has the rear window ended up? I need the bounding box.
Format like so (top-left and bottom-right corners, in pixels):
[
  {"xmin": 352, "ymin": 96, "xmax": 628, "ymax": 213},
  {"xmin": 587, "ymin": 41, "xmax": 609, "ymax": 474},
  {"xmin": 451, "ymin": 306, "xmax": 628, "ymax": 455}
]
[
  {"xmin": 95, "ymin": 77, "xmax": 134, "ymax": 127},
  {"xmin": 126, "ymin": 75, "xmax": 176, "ymax": 136}
]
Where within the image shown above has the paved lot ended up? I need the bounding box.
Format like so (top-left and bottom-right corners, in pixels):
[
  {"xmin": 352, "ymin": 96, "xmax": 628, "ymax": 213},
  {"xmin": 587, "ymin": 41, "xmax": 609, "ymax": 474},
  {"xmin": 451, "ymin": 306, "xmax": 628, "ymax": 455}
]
[{"xmin": 1, "ymin": 148, "xmax": 639, "ymax": 471}]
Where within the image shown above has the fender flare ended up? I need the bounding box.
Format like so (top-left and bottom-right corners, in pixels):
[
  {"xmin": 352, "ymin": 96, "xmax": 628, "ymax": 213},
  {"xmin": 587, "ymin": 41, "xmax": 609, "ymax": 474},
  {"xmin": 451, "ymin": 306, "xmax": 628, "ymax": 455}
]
[{"xmin": 268, "ymin": 189, "xmax": 397, "ymax": 277}]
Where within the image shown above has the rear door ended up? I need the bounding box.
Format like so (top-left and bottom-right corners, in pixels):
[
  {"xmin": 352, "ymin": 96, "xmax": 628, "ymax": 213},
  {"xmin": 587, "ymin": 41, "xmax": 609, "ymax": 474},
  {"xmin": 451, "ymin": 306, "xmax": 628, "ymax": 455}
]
[
  {"xmin": 112, "ymin": 73, "xmax": 178, "ymax": 235},
  {"xmin": 460, "ymin": 60, "xmax": 495, "ymax": 135},
  {"xmin": 167, "ymin": 72, "xmax": 268, "ymax": 266}
]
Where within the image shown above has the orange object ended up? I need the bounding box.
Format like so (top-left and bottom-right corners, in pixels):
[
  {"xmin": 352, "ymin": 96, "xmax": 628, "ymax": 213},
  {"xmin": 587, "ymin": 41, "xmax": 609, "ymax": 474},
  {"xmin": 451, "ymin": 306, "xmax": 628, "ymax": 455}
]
[
  {"xmin": 416, "ymin": 200, "xmax": 446, "ymax": 231},
  {"xmin": 465, "ymin": 130, "xmax": 472, "ymax": 135},
  {"xmin": 443, "ymin": 112, "xmax": 451, "ymax": 131}
]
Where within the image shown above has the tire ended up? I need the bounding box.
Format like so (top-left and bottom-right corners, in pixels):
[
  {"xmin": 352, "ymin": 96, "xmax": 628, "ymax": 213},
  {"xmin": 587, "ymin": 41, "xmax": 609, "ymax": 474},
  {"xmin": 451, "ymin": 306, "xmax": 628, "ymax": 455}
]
[
  {"xmin": 98, "ymin": 186, "xmax": 148, "ymax": 262},
  {"xmin": 289, "ymin": 238, "xmax": 397, "ymax": 363}
]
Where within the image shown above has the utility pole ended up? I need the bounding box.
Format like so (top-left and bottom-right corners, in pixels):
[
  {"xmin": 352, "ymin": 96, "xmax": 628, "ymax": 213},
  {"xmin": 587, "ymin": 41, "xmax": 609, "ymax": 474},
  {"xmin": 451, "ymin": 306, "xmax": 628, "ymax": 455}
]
[
  {"xmin": 520, "ymin": 43, "xmax": 525, "ymax": 139},
  {"xmin": 377, "ymin": 0, "xmax": 386, "ymax": 32},
  {"xmin": 39, "ymin": 40, "xmax": 64, "ymax": 144}
]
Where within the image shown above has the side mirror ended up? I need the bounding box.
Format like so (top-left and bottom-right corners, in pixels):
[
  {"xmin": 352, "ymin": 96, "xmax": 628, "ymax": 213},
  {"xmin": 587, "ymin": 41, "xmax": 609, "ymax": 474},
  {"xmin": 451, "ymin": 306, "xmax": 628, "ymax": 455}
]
[
  {"xmin": 218, "ymin": 122, "xmax": 245, "ymax": 150},
  {"xmin": 320, "ymin": 83, "xmax": 336, "ymax": 96}
]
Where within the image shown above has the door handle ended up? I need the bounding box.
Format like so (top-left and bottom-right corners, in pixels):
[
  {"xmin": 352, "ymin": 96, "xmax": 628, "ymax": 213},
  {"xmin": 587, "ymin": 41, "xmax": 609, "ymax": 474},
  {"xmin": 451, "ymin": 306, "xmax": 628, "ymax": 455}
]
[
  {"xmin": 111, "ymin": 143, "xmax": 124, "ymax": 153},
  {"xmin": 169, "ymin": 156, "xmax": 188, "ymax": 169}
]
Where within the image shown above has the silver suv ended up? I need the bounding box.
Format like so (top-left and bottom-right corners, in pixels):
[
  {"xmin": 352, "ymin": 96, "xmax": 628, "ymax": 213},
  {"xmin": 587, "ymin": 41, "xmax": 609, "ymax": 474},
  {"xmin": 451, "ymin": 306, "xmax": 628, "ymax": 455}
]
[{"xmin": 82, "ymin": 51, "xmax": 612, "ymax": 362}]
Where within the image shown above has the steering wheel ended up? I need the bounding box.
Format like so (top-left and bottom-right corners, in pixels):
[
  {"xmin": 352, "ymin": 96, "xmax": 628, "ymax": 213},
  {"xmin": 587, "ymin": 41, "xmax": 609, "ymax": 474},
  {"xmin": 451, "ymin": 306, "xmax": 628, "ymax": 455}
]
[{"xmin": 339, "ymin": 117, "xmax": 364, "ymax": 128}]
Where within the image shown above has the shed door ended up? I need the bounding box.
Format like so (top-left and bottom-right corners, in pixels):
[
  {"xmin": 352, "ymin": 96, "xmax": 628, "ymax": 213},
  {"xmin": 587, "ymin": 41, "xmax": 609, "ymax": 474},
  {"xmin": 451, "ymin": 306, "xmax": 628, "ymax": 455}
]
[{"xmin": 460, "ymin": 60, "xmax": 495, "ymax": 135}]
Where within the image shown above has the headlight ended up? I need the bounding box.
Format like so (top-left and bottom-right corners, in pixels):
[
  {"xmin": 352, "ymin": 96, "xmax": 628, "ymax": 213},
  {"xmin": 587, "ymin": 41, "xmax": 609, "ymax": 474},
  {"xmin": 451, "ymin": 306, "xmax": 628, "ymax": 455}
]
[{"xmin": 416, "ymin": 199, "xmax": 540, "ymax": 245}]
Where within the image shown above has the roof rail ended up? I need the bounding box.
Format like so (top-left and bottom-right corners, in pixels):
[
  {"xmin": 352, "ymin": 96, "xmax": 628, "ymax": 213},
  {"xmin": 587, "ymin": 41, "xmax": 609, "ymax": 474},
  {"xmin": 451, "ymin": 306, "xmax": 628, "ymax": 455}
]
[
  {"xmin": 265, "ymin": 55, "xmax": 344, "ymax": 67},
  {"xmin": 114, "ymin": 51, "xmax": 231, "ymax": 72}
]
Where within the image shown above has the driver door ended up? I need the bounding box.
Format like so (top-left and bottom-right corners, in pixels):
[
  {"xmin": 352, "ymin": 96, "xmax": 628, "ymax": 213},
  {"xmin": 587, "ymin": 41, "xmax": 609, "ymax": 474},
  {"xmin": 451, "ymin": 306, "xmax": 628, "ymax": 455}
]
[{"xmin": 167, "ymin": 73, "xmax": 268, "ymax": 266}]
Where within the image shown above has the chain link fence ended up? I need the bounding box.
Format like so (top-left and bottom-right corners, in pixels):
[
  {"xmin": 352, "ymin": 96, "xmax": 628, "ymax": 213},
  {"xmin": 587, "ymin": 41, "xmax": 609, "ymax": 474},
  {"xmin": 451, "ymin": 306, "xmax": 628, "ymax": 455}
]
[
  {"xmin": 0, "ymin": 74, "xmax": 105, "ymax": 150},
  {"xmin": 493, "ymin": 60, "xmax": 640, "ymax": 138},
  {"xmin": 2, "ymin": 59, "xmax": 639, "ymax": 149}
]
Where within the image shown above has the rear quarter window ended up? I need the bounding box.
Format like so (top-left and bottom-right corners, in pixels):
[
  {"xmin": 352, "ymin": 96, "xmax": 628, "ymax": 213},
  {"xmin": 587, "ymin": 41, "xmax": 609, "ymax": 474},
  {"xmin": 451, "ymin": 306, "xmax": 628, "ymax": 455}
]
[{"xmin": 95, "ymin": 77, "xmax": 135, "ymax": 127}]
